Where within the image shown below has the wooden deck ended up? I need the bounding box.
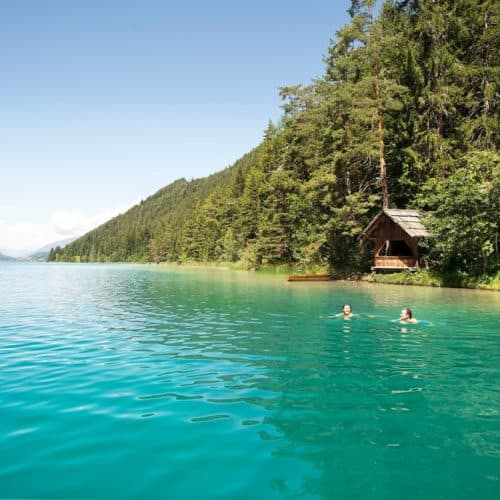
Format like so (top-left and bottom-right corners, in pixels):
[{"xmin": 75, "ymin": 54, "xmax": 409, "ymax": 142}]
[
  {"xmin": 371, "ymin": 266, "xmax": 417, "ymax": 272},
  {"xmin": 371, "ymin": 256, "xmax": 417, "ymax": 272}
]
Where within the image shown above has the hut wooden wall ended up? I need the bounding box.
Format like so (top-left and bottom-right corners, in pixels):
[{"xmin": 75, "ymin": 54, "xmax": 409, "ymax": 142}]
[{"xmin": 374, "ymin": 215, "xmax": 417, "ymax": 258}]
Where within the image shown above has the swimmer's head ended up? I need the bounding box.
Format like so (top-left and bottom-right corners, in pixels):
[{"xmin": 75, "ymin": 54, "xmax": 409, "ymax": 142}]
[
  {"xmin": 342, "ymin": 304, "xmax": 352, "ymax": 315},
  {"xmin": 400, "ymin": 307, "xmax": 412, "ymax": 321}
]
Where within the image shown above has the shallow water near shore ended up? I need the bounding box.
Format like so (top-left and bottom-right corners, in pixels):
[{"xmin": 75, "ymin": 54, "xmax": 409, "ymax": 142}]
[{"xmin": 1, "ymin": 262, "xmax": 499, "ymax": 499}]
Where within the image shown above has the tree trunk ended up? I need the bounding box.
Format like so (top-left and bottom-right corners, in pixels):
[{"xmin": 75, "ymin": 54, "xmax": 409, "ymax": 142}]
[{"xmin": 376, "ymin": 81, "xmax": 389, "ymax": 208}]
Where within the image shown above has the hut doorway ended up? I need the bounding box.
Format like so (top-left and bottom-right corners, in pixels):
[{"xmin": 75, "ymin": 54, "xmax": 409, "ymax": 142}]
[{"xmin": 377, "ymin": 240, "xmax": 413, "ymax": 257}]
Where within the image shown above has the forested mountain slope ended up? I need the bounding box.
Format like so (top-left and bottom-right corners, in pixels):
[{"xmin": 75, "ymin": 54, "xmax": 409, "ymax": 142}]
[
  {"xmin": 51, "ymin": 151, "xmax": 257, "ymax": 263},
  {"xmin": 52, "ymin": 0, "xmax": 499, "ymax": 275}
]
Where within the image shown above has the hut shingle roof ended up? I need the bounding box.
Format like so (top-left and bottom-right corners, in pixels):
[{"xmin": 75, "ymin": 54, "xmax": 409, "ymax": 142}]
[{"xmin": 361, "ymin": 209, "xmax": 432, "ymax": 239}]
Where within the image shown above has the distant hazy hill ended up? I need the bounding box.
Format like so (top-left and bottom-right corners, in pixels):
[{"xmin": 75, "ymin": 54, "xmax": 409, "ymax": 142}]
[
  {"xmin": 30, "ymin": 236, "xmax": 78, "ymax": 260},
  {"xmin": 0, "ymin": 252, "xmax": 15, "ymax": 261}
]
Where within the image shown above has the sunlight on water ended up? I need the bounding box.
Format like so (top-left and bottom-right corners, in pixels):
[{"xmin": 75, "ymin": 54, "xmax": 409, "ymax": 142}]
[{"xmin": 0, "ymin": 263, "xmax": 499, "ymax": 498}]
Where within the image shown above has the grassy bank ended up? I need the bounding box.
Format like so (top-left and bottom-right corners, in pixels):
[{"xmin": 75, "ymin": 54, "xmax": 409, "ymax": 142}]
[{"xmin": 361, "ymin": 270, "xmax": 500, "ymax": 291}]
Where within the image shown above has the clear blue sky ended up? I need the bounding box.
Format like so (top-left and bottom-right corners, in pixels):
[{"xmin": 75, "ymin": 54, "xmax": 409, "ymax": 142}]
[{"xmin": 0, "ymin": 0, "xmax": 351, "ymax": 255}]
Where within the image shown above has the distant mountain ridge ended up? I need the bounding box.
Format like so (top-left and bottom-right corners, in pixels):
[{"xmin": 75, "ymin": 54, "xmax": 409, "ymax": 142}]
[
  {"xmin": 29, "ymin": 237, "xmax": 78, "ymax": 260},
  {"xmin": 0, "ymin": 252, "xmax": 15, "ymax": 261}
]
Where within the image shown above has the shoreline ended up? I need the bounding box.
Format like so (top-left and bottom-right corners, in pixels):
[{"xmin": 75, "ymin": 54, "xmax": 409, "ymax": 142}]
[
  {"xmin": 41, "ymin": 260, "xmax": 500, "ymax": 291},
  {"xmin": 358, "ymin": 270, "xmax": 500, "ymax": 292},
  {"xmin": 157, "ymin": 262, "xmax": 500, "ymax": 291}
]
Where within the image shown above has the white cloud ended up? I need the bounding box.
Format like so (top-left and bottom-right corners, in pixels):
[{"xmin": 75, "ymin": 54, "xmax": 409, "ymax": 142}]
[
  {"xmin": 0, "ymin": 219, "xmax": 58, "ymax": 256},
  {"xmin": 0, "ymin": 199, "xmax": 140, "ymax": 256},
  {"xmin": 51, "ymin": 200, "xmax": 140, "ymax": 237}
]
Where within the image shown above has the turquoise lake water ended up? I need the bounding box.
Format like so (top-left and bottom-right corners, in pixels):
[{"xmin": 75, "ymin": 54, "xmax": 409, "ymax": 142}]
[{"xmin": 0, "ymin": 263, "xmax": 499, "ymax": 499}]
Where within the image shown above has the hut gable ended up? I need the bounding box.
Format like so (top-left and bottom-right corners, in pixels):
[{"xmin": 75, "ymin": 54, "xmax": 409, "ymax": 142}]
[{"xmin": 361, "ymin": 209, "xmax": 431, "ymax": 240}]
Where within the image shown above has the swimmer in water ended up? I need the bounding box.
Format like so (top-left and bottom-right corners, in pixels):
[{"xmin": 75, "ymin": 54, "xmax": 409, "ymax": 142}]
[
  {"xmin": 338, "ymin": 304, "xmax": 354, "ymax": 319},
  {"xmin": 399, "ymin": 307, "xmax": 418, "ymax": 324}
]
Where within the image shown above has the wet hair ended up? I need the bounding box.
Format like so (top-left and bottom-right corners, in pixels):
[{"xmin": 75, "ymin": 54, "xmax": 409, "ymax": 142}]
[
  {"xmin": 403, "ymin": 307, "xmax": 413, "ymax": 318},
  {"xmin": 343, "ymin": 304, "xmax": 352, "ymax": 311}
]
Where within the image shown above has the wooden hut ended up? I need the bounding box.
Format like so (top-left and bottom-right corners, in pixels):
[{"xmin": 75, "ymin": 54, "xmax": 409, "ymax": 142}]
[{"xmin": 360, "ymin": 209, "xmax": 431, "ymax": 271}]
